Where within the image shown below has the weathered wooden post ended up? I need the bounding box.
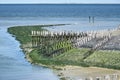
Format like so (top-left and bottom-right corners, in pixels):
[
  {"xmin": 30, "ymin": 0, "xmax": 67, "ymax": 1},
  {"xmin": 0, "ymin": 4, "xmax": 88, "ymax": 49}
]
[
  {"xmin": 92, "ymin": 16, "xmax": 94, "ymax": 23},
  {"xmin": 89, "ymin": 16, "xmax": 91, "ymax": 23},
  {"xmin": 31, "ymin": 31, "xmax": 34, "ymax": 47}
]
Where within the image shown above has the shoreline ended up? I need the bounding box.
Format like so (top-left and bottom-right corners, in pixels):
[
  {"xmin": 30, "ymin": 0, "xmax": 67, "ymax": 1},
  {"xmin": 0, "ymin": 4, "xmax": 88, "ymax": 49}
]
[
  {"xmin": 22, "ymin": 45, "xmax": 120, "ymax": 80},
  {"xmin": 21, "ymin": 45, "xmax": 120, "ymax": 80},
  {"xmin": 7, "ymin": 24, "xmax": 120, "ymax": 80}
]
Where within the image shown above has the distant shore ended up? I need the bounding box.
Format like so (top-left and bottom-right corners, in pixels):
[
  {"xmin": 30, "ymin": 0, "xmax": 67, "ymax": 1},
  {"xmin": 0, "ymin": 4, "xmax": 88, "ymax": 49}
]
[{"xmin": 8, "ymin": 24, "xmax": 120, "ymax": 80}]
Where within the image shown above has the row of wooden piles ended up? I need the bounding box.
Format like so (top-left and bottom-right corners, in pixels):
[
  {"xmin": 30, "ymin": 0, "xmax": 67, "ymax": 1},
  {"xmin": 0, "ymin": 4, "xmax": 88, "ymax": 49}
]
[
  {"xmin": 31, "ymin": 31, "xmax": 88, "ymax": 56},
  {"xmin": 31, "ymin": 31, "xmax": 88, "ymax": 47},
  {"xmin": 30, "ymin": 28, "xmax": 116, "ymax": 56}
]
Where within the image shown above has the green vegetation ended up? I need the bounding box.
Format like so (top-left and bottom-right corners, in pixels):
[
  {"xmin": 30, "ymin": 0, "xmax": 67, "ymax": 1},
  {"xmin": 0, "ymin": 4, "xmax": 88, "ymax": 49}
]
[
  {"xmin": 7, "ymin": 25, "xmax": 120, "ymax": 70},
  {"xmin": 8, "ymin": 25, "xmax": 44, "ymax": 44},
  {"xmin": 8, "ymin": 24, "xmax": 68, "ymax": 44},
  {"xmin": 8, "ymin": 25, "xmax": 89, "ymax": 67},
  {"xmin": 29, "ymin": 48, "xmax": 89, "ymax": 66},
  {"xmin": 84, "ymin": 50, "xmax": 120, "ymax": 69},
  {"xmin": 39, "ymin": 40, "xmax": 72, "ymax": 57},
  {"xmin": 54, "ymin": 48, "xmax": 90, "ymax": 62}
]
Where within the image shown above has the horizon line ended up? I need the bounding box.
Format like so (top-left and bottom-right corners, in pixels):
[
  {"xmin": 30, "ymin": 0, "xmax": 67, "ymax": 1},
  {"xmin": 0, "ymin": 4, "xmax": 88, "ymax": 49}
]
[{"xmin": 0, "ymin": 2, "xmax": 120, "ymax": 4}]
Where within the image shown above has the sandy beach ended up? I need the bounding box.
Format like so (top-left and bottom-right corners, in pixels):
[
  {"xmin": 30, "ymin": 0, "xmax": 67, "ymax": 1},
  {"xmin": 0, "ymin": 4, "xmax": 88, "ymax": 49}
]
[{"xmin": 55, "ymin": 66, "xmax": 120, "ymax": 80}]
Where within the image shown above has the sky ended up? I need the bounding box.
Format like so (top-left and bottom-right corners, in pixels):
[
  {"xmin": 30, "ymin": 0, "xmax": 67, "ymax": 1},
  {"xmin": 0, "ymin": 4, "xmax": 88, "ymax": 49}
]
[{"xmin": 0, "ymin": 0, "xmax": 120, "ymax": 4}]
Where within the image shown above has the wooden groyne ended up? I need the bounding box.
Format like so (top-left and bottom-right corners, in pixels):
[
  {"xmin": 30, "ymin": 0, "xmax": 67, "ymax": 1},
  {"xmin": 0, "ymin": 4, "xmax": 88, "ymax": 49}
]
[
  {"xmin": 30, "ymin": 27, "xmax": 118, "ymax": 57},
  {"xmin": 31, "ymin": 31, "xmax": 88, "ymax": 47},
  {"xmin": 31, "ymin": 31, "xmax": 89, "ymax": 56},
  {"xmin": 31, "ymin": 29, "xmax": 114, "ymax": 48}
]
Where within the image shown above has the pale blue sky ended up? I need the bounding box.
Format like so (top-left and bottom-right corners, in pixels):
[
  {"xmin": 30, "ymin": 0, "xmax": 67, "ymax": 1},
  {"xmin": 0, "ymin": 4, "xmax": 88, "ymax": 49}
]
[{"xmin": 0, "ymin": 0, "xmax": 120, "ymax": 4}]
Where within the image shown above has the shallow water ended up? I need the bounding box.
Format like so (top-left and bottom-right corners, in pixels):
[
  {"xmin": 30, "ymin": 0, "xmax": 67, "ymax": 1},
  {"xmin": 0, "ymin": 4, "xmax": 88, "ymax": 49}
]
[
  {"xmin": 45, "ymin": 17, "xmax": 120, "ymax": 32},
  {"xmin": 0, "ymin": 18, "xmax": 60, "ymax": 80}
]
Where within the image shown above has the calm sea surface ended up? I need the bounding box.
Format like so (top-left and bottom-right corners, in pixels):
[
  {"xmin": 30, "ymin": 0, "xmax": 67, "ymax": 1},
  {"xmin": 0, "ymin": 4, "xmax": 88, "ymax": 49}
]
[
  {"xmin": 1, "ymin": 4, "xmax": 120, "ymax": 18},
  {"xmin": 0, "ymin": 4, "xmax": 120, "ymax": 80}
]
